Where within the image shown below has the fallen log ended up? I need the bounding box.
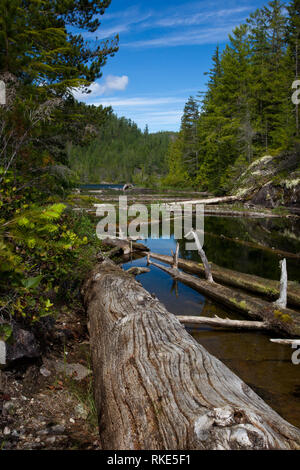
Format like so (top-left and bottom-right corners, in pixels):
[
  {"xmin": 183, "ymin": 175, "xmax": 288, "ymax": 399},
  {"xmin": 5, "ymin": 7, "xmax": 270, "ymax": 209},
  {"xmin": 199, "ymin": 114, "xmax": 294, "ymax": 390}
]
[
  {"xmin": 169, "ymin": 195, "xmax": 240, "ymax": 206},
  {"xmin": 97, "ymin": 246, "xmax": 122, "ymax": 261},
  {"xmin": 103, "ymin": 237, "xmax": 149, "ymax": 255},
  {"xmin": 147, "ymin": 259, "xmax": 300, "ymax": 336},
  {"xmin": 144, "ymin": 251, "xmax": 300, "ymax": 309},
  {"xmin": 177, "ymin": 316, "xmax": 269, "ymax": 331},
  {"xmin": 270, "ymin": 339, "xmax": 300, "ymax": 345},
  {"xmin": 83, "ymin": 260, "xmax": 300, "ymax": 450},
  {"xmin": 126, "ymin": 267, "xmax": 150, "ymax": 276}
]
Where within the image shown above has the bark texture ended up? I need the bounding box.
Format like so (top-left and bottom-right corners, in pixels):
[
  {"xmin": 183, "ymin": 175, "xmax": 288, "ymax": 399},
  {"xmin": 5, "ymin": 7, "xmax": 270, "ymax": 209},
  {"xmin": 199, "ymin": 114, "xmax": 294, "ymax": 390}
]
[{"xmin": 83, "ymin": 260, "xmax": 300, "ymax": 450}]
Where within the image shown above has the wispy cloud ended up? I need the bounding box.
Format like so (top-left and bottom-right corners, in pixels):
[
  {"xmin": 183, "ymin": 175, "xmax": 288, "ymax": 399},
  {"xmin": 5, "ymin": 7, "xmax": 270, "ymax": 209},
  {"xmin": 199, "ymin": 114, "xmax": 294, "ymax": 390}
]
[
  {"xmin": 122, "ymin": 26, "xmax": 234, "ymax": 48},
  {"xmin": 91, "ymin": 97, "xmax": 186, "ymax": 107},
  {"xmin": 155, "ymin": 7, "xmax": 251, "ymax": 27},
  {"xmin": 88, "ymin": 1, "xmax": 253, "ymax": 42}
]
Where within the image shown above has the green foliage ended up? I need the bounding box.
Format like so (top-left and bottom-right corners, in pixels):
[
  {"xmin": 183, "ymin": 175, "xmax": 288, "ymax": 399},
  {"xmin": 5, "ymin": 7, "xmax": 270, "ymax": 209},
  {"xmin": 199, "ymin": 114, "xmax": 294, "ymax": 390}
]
[
  {"xmin": 0, "ymin": 2, "xmax": 114, "ymax": 338},
  {"xmin": 0, "ymin": 175, "xmax": 101, "ymax": 325},
  {"xmin": 0, "ymin": 0, "xmax": 118, "ymax": 91},
  {"xmin": 68, "ymin": 113, "xmax": 175, "ymax": 184},
  {"xmin": 165, "ymin": 0, "xmax": 299, "ymax": 192}
]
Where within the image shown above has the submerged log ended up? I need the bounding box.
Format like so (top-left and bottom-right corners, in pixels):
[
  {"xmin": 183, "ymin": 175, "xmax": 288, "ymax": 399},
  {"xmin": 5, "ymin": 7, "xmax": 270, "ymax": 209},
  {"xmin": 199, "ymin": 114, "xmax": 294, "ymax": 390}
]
[
  {"xmin": 83, "ymin": 260, "xmax": 300, "ymax": 450},
  {"xmin": 144, "ymin": 251, "xmax": 300, "ymax": 309},
  {"xmin": 205, "ymin": 231, "xmax": 300, "ymax": 260},
  {"xmin": 147, "ymin": 259, "xmax": 300, "ymax": 336}
]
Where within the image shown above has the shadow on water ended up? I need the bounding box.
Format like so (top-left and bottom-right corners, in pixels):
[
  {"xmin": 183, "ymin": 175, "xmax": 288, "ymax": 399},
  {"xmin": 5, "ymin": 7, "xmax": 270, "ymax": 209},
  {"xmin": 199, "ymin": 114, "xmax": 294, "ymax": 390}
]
[{"xmin": 122, "ymin": 215, "xmax": 300, "ymax": 428}]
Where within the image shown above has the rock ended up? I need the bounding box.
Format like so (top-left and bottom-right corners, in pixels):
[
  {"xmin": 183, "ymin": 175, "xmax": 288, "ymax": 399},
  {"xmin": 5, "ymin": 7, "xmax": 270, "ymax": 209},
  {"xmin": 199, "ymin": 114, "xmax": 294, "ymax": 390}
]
[
  {"xmin": 6, "ymin": 325, "xmax": 40, "ymax": 364},
  {"xmin": 232, "ymin": 152, "xmax": 300, "ymax": 209},
  {"xmin": 46, "ymin": 436, "xmax": 56, "ymax": 444},
  {"xmin": 37, "ymin": 429, "xmax": 49, "ymax": 436},
  {"xmin": 54, "ymin": 361, "xmax": 91, "ymax": 381},
  {"xmin": 69, "ymin": 418, "xmax": 75, "ymax": 424},
  {"xmin": 123, "ymin": 183, "xmax": 134, "ymax": 191},
  {"xmin": 50, "ymin": 424, "xmax": 65, "ymax": 435},
  {"xmin": 40, "ymin": 366, "xmax": 51, "ymax": 377},
  {"xmin": 3, "ymin": 427, "xmax": 11, "ymax": 435},
  {"xmin": 2, "ymin": 401, "xmax": 14, "ymax": 412}
]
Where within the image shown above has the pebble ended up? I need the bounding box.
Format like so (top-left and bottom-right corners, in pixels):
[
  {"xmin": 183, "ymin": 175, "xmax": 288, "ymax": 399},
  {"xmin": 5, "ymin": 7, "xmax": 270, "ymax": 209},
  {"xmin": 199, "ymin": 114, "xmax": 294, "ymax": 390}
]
[
  {"xmin": 40, "ymin": 367, "xmax": 51, "ymax": 377},
  {"xmin": 3, "ymin": 401, "xmax": 14, "ymax": 412},
  {"xmin": 69, "ymin": 418, "xmax": 75, "ymax": 424},
  {"xmin": 37, "ymin": 429, "xmax": 49, "ymax": 436},
  {"xmin": 46, "ymin": 436, "xmax": 56, "ymax": 444},
  {"xmin": 4, "ymin": 427, "xmax": 11, "ymax": 435},
  {"xmin": 50, "ymin": 424, "xmax": 65, "ymax": 435}
]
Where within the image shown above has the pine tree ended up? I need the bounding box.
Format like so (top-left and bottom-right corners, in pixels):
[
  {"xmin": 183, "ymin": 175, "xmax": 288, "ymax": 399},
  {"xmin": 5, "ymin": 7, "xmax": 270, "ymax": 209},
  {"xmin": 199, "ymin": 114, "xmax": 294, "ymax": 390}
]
[
  {"xmin": 180, "ymin": 96, "xmax": 200, "ymax": 179},
  {"xmin": 287, "ymin": 0, "xmax": 300, "ymax": 136}
]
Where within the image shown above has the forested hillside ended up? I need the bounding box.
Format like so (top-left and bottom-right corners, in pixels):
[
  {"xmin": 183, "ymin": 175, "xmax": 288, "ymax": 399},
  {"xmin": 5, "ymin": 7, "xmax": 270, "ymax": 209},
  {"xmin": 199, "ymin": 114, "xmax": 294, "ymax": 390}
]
[
  {"xmin": 165, "ymin": 0, "xmax": 300, "ymax": 194},
  {"xmin": 68, "ymin": 113, "xmax": 174, "ymax": 185}
]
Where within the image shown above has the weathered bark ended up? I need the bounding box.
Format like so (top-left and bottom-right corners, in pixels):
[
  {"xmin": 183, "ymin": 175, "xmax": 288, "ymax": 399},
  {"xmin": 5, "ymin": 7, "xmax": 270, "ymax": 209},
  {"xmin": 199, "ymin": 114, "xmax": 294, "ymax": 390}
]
[
  {"xmin": 83, "ymin": 260, "xmax": 300, "ymax": 450},
  {"xmin": 177, "ymin": 316, "xmax": 269, "ymax": 331},
  {"xmin": 148, "ymin": 259, "xmax": 300, "ymax": 336},
  {"xmin": 144, "ymin": 251, "xmax": 300, "ymax": 309}
]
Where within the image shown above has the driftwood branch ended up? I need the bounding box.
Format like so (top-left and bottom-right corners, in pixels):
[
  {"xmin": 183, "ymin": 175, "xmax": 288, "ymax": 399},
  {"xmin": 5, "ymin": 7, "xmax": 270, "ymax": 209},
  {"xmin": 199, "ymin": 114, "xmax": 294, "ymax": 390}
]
[
  {"xmin": 177, "ymin": 316, "xmax": 269, "ymax": 330},
  {"xmin": 186, "ymin": 229, "xmax": 214, "ymax": 283},
  {"xmin": 274, "ymin": 259, "xmax": 288, "ymax": 309},
  {"xmin": 83, "ymin": 260, "xmax": 300, "ymax": 450},
  {"xmin": 171, "ymin": 242, "xmax": 180, "ymax": 270}
]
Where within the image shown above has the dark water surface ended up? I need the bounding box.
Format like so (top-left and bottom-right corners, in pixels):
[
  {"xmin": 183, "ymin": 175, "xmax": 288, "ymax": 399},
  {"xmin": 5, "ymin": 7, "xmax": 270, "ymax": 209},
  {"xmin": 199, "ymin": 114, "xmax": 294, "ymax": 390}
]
[
  {"xmin": 122, "ymin": 215, "xmax": 300, "ymax": 428},
  {"xmin": 80, "ymin": 183, "xmax": 124, "ymax": 190}
]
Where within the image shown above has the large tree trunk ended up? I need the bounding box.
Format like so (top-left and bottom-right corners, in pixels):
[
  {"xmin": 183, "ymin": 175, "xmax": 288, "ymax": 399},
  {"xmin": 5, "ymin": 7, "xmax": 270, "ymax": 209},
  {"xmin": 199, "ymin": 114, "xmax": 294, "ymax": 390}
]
[
  {"xmin": 145, "ymin": 251, "xmax": 300, "ymax": 309},
  {"xmin": 83, "ymin": 260, "xmax": 300, "ymax": 450}
]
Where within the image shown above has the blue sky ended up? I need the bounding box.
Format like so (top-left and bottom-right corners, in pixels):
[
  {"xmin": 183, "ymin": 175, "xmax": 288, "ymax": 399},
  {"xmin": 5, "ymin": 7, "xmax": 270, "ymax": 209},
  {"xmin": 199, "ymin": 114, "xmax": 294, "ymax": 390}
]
[{"xmin": 74, "ymin": 0, "xmax": 278, "ymax": 133}]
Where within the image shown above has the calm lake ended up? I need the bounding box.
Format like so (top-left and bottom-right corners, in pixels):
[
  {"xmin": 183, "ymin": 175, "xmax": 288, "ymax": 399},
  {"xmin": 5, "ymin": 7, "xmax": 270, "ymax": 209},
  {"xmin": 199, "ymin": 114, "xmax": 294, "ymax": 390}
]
[{"xmin": 122, "ymin": 215, "xmax": 300, "ymax": 428}]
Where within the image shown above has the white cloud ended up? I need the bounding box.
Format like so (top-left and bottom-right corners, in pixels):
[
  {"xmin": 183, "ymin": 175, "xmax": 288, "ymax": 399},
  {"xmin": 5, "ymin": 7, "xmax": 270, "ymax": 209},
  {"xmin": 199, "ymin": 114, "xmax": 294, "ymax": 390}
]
[
  {"xmin": 100, "ymin": 75, "xmax": 129, "ymax": 94},
  {"xmin": 73, "ymin": 75, "xmax": 129, "ymax": 101}
]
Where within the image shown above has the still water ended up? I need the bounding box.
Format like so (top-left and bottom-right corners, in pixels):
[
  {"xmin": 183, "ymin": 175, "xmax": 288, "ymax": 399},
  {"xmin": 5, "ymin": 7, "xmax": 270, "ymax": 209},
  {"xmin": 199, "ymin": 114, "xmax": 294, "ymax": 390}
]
[{"xmin": 122, "ymin": 216, "xmax": 300, "ymax": 428}]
